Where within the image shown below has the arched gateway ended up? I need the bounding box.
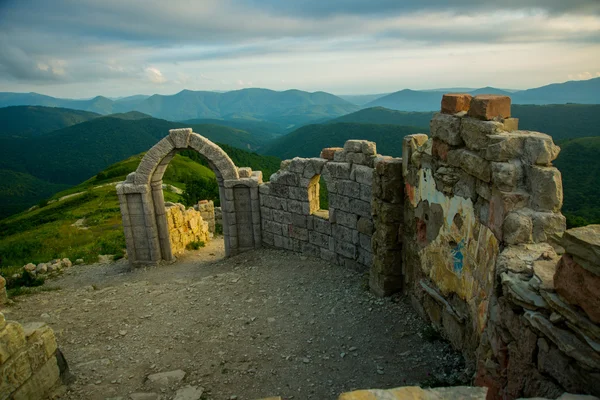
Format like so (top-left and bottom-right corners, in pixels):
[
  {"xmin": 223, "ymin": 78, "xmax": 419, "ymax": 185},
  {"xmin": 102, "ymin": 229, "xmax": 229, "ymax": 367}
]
[{"xmin": 117, "ymin": 128, "xmax": 262, "ymax": 266}]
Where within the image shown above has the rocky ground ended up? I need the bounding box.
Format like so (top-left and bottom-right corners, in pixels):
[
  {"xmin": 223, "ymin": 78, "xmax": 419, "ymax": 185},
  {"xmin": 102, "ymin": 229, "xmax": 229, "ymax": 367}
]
[{"xmin": 3, "ymin": 238, "xmax": 467, "ymax": 400}]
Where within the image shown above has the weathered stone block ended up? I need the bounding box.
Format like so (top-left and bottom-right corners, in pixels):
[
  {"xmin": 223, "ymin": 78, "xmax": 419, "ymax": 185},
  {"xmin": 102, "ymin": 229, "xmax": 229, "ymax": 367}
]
[
  {"xmin": 431, "ymin": 138, "xmax": 451, "ymax": 162},
  {"xmin": 430, "ymin": 113, "xmax": 463, "ymax": 146},
  {"xmin": 361, "ymin": 141, "xmax": 377, "ymax": 155},
  {"xmin": 491, "ymin": 161, "xmax": 520, "ymax": 191},
  {"xmin": 271, "ymin": 210, "xmax": 292, "ymax": 225},
  {"xmin": 561, "ymin": 225, "xmax": 600, "ymax": 269},
  {"xmin": 554, "ymin": 253, "xmax": 600, "ymax": 324},
  {"xmin": 441, "ymin": 93, "xmax": 472, "ymax": 114},
  {"xmin": 343, "ymin": 140, "xmax": 363, "ymax": 153},
  {"xmin": 320, "ymin": 147, "xmax": 343, "ymax": 160},
  {"xmin": 461, "ymin": 118, "xmax": 504, "ymax": 150},
  {"xmin": 262, "ymin": 231, "xmax": 274, "ymax": 246},
  {"xmin": 447, "ymin": 149, "xmax": 491, "ymax": 182},
  {"xmin": 0, "ymin": 350, "xmax": 32, "ymax": 396},
  {"xmin": 528, "ymin": 166, "xmax": 563, "ymax": 212},
  {"xmin": 503, "ymin": 212, "xmax": 533, "ymax": 245},
  {"xmin": 350, "ymin": 198, "xmax": 372, "ymax": 218},
  {"xmin": 271, "ymin": 171, "xmax": 298, "ymax": 187},
  {"xmin": 335, "ymin": 210, "xmax": 358, "ymax": 229},
  {"xmin": 332, "ymin": 225, "xmax": 355, "ymax": 244},
  {"xmin": 468, "ymin": 95, "xmax": 511, "ymax": 120},
  {"xmin": 372, "ymin": 200, "xmax": 403, "ymax": 224},
  {"xmin": 333, "ymin": 150, "xmax": 347, "ymax": 162},
  {"xmin": 288, "ymin": 186, "xmax": 309, "ymax": 201},
  {"xmin": 350, "ymin": 164, "xmax": 373, "ymax": 185},
  {"xmin": 523, "ymin": 133, "xmax": 560, "ymax": 165},
  {"xmin": 531, "ymin": 211, "xmax": 566, "ymax": 243},
  {"xmin": 329, "ymin": 194, "xmax": 351, "ymax": 211},
  {"xmin": 237, "ymin": 167, "xmax": 252, "ymax": 178},
  {"xmin": 338, "ymin": 180, "xmax": 361, "ymax": 198},
  {"xmin": 0, "ymin": 322, "xmax": 26, "ymax": 364},
  {"xmin": 320, "ymin": 248, "xmax": 337, "ymax": 263},
  {"xmin": 359, "ymin": 184, "xmax": 372, "ymax": 202},
  {"xmin": 291, "ymin": 213, "xmax": 307, "ymax": 228},
  {"xmin": 289, "ymin": 226, "xmax": 308, "ymax": 241},
  {"xmin": 369, "ymin": 272, "xmax": 402, "ymax": 297},
  {"xmin": 346, "ymin": 152, "xmax": 368, "ymax": 165},
  {"xmin": 263, "ymin": 220, "xmax": 284, "ymax": 236},
  {"xmin": 309, "ymin": 231, "xmax": 332, "ymax": 249},
  {"xmin": 325, "ymin": 162, "xmax": 352, "ymax": 180},
  {"xmin": 335, "ymin": 241, "xmax": 357, "ymax": 259},
  {"xmin": 301, "ymin": 242, "xmax": 320, "ymax": 257}
]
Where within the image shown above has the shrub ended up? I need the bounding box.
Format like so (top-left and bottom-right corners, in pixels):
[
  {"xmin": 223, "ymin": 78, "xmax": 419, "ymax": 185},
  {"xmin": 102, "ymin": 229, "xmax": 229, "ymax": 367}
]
[{"xmin": 186, "ymin": 240, "xmax": 205, "ymax": 250}]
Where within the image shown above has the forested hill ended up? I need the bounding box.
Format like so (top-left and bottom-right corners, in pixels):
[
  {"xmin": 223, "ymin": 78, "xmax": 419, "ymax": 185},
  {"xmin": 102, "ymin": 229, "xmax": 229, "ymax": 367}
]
[
  {"xmin": 262, "ymin": 123, "xmax": 425, "ymax": 159},
  {"xmin": 0, "ymin": 106, "xmax": 100, "ymax": 138}
]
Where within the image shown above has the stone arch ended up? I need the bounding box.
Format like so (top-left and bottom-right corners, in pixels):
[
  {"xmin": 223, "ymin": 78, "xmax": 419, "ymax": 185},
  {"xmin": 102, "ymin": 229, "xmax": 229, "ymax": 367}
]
[{"xmin": 117, "ymin": 128, "xmax": 262, "ymax": 267}]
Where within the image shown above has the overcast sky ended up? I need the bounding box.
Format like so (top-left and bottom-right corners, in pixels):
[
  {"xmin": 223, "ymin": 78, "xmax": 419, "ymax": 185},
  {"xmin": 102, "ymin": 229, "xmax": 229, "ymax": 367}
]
[{"xmin": 0, "ymin": 0, "xmax": 599, "ymax": 98}]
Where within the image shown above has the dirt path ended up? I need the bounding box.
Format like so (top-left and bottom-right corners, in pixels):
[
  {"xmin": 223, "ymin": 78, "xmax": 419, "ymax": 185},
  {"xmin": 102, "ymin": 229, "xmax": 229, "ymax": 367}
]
[{"xmin": 3, "ymin": 239, "xmax": 466, "ymax": 400}]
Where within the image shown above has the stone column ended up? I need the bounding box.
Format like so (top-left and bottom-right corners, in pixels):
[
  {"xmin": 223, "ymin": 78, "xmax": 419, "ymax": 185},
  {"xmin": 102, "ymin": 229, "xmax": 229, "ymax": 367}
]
[{"xmin": 151, "ymin": 180, "xmax": 173, "ymax": 262}]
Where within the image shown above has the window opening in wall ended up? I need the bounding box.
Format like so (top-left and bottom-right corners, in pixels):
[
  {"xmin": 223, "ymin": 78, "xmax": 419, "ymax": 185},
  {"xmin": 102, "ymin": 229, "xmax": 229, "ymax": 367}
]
[{"xmin": 308, "ymin": 174, "xmax": 329, "ymax": 219}]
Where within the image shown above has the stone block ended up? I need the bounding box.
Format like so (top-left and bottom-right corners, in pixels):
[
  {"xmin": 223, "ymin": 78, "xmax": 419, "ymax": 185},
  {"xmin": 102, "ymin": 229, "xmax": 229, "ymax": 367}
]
[
  {"xmin": 300, "ymin": 242, "xmax": 320, "ymax": 257},
  {"xmin": 531, "ymin": 211, "xmax": 566, "ymax": 243},
  {"xmin": 262, "ymin": 231, "xmax": 274, "ymax": 246},
  {"xmin": 338, "ymin": 180, "xmax": 361, "ymax": 198},
  {"xmin": 335, "ymin": 210, "xmax": 358, "ymax": 229},
  {"xmin": 320, "ymin": 147, "xmax": 343, "ymax": 160},
  {"xmin": 289, "ymin": 226, "xmax": 308, "ymax": 241},
  {"xmin": 357, "ymin": 247, "xmax": 373, "ymax": 266},
  {"xmin": 271, "ymin": 171, "xmax": 299, "ymax": 186},
  {"xmin": 0, "ymin": 322, "xmax": 26, "ymax": 364},
  {"xmin": 350, "ymin": 164, "xmax": 373, "ymax": 185},
  {"xmin": 430, "ymin": 113, "xmax": 463, "ymax": 146},
  {"xmin": 491, "ymin": 161, "xmax": 520, "ymax": 191},
  {"xmin": 487, "ymin": 189, "xmax": 530, "ymax": 240},
  {"xmin": 468, "ymin": 95, "xmax": 511, "ymax": 120},
  {"xmin": 447, "ymin": 149, "xmax": 491, "ymax": 182},
  {"xmin": 461, "ymin": 118, "xmax": 504, "ymax": 150},
  {"xmin": 288, "ymin": 199, "xmax": 309, "ymax": 215},
  {"xmin": 324, "ymin": 162, "xmax": 351, "ymax": 180},
  {"xmin": 263, "ymin": 220, "xmax": 284, "ymax": 236},
  {"xmin": 485, "ymin": 133, "xmax": 523, "ymax": 162},
  {"xmin": 313, "ymin": 217, "xmax": 332, "ymax": 235},
  {"xmin": 237, "ymin": 167, "xmax": 252, "ymax": 178},
  {"xmin": 291, "ymin": 213, "xmax": 307, "ymax": 228},
  {"xmin": 332, "ymin": 224, "xmax": 354, "ymax": 243},
  {"xmin": 335, "ymin": 241, "xmax": 357, "ymax": 259},
  {"xmin": 359, "ymin": 233, "xmax": 372, "ymax": 251},
  {"xmin": 350, "ymin": 198, "xmax": 372, "ymax": 218},
  {"xmin": 309, "ymin": 231, "xmax": 332, "ymax": 249},
  {"xmin": 273, "ymin": 235, "xmax": 291, "ymax": 250},
  {"xmin": 528, "ymin": 166, "xmax": 563, "ymax": 212},
  {"xmin": 432, "ymin": 138, "xmax": 451, "ymax": 162},
  {"xmin": 343, "ymin": 140, "xmax": 363, "ymax": 153},
  {"xmin": 561, "ymin": 225, "xmax": 600, "ymax": 269},
  {"xmin": 503, "ymin": 118, "xmax": 519, "ymax": 131},
  {"xmin": 555, "ymin": 254, "xmax": 600, "ymax": 324},
  {"xmin": 269, "ymin": 183, "xmax": 289, "ymax": 198},
  {"xmin": 271, "ymin": 210, "xmax": 292, "ymax": 225},
  {"xmin": 347, "ymin": 152, "xmax": 369, "ymax": 165},
  {"xmin": 23, "ymin": 322, "xmax": 57, "ymax": 363},
  {"xmin": 260, "ymin": 206, "xmax": 273, "ymax": 221},
  {"xmin": 357, "ymin": 217, "xmax": 374, "ymax": 235},
  {"xmin": 503, "ymin": 212, "xmax": 533, "ymax": 245},
  {"xmin": 441, "ymin": 93, "xmax": 472, "ymax": 114},
  {"xmin": 523, "ymin": 133, "xmax": 560, "ymax": 165},
  {"xmin": 329, "ymin": 194, "xmax": 351, "ymax": 211},
  {"xmin": 0, "ymin": 350, "xmax": 32, "ymax": 396},
  {"xmin": 333, "ymin": 150, "xmax": 347, "ymax": 162},
  {"xmin": 11, "ymin": 355, "xmax": 60, "ymax": 400},
  {"xmin": 361, "ymin": 141, "xmax": 376, "ymax": 155}
]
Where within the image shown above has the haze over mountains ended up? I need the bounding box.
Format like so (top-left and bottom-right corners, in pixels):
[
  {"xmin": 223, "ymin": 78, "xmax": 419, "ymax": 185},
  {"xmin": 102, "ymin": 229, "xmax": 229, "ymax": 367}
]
[{"xmin": 1, "ymin": 77, "xmax": 599, "ymax": 124}]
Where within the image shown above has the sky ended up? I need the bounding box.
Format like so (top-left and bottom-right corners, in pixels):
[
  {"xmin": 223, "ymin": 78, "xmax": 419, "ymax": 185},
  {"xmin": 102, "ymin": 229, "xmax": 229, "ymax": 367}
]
[{"xmin": 0, "ymin": 0, "xmax": 599, "ymax": 98}]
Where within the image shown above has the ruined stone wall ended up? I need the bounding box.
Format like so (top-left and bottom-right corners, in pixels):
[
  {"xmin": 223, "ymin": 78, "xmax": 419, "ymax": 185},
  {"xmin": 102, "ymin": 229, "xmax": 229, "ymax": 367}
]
[
  {"xmin": 165, "ymin": 202, "xmax": 210, "ymax": 255},
  {"xmin": 259, "ymin": 140, "xmax": 377, "ymax": 270},
  {"xmin": 401, "ymin": 94, "xmax": 600, "ymax": 398},
  {"xmin": 0, "ymin": 312, "xmax": 63, "ymax": 399},
  {"xmin": 195, "ymin": 200, "xmax": 216, "ymax": 233}
]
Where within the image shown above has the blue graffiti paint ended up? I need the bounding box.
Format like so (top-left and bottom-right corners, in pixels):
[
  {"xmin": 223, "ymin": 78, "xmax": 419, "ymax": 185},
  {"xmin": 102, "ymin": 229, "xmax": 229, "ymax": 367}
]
[{"xmin": 451, "ymin": 239, "xmax": 465, "ymax": 273}]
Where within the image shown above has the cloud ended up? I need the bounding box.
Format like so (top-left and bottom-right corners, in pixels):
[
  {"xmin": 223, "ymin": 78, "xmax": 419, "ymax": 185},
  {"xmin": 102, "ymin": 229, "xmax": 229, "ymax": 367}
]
[{"xmin": 145, "ymin": 67, "xmax": 166, "ymax": 84}]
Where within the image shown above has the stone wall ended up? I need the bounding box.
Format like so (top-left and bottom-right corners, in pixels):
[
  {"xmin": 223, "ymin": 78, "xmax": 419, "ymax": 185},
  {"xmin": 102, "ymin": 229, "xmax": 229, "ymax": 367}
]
[
  {"xmin": 165, "ymin": 202, "xmax": 210, "ymax": 255},
  {"xmin": 0, "ymin": 312, "xmax": 63, "ymax": 399},
  {"xmin": 475, "ymin": 225, "xmax": 600, "ymax": 398},
  {"xmin": 400, "ymin": 94, "xmax": 600, "ymax": 398},
  {"xmin": 195, "ymin": 200, "xmax": 216, "ymax": 233},
  {"xmin": 259, "ymin": 140, "xmax": 377, "ymax": 271}
]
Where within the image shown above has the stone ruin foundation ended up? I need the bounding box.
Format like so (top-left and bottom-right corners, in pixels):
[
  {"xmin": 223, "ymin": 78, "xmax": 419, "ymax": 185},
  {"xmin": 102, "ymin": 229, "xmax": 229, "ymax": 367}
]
[{"xmin": 2, "ymin": 93, "xmax": 599, "ymax": 399}]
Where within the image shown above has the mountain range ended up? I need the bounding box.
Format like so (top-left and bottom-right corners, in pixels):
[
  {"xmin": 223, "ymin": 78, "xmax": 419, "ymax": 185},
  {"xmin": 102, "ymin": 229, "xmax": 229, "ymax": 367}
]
[{"xmin": 1, "ymin": 77, "xmax": 599, "ymax": 124}]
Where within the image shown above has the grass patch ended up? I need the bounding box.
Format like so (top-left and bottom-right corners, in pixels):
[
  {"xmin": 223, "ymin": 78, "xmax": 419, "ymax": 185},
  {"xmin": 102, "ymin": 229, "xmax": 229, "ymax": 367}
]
[
  {"xmin": 8, "ymin": 285, "xmax": 61, "ymax": 298},
  {"xmin": 186, "ymin": 240, "xmax": 205, "ymax": 250}
]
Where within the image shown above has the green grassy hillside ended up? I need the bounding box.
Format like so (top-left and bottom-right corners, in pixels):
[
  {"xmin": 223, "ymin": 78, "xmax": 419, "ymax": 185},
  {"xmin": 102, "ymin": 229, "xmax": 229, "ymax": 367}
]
[
  {"xmin": 262, "ymin": 122, "xmax": 425, "ymax": 159},
  {"xmin": 0, "ymin": 106, "xmax": 100, "ymax": 138},
  {"xmin": 554, "ymin": 136, "xmax": 600, "ymax": 227}
]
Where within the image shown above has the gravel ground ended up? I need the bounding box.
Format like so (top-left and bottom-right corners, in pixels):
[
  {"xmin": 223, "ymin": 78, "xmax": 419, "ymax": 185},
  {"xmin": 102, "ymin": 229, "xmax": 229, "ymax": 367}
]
[{"xmin": 3, "ymin": 238, "xmax": 467, "ymax": 400}]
